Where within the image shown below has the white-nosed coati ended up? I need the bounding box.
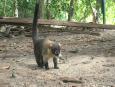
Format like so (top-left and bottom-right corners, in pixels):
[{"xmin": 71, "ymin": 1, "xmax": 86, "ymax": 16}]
[{"xmin": 32, "ymin": 0, "xmax": 62, "ymax": 69}]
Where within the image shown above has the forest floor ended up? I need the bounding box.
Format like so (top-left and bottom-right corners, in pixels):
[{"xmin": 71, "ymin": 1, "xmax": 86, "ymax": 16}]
[{"xmin": 0, "ymin": 28, "xmax": 115, "ymax": 87}]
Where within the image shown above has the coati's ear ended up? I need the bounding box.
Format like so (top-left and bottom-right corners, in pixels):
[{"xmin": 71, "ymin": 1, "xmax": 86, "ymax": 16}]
[
  {"xmin": 44, "ymin": 39, "xmax": 53, "ymax": 48},
  {"xmin": 59, "ymin": 43, "xmax": 62, "ymax": 48},
  {"xmin": 46, "ymin": 42, "xmax": 53, "ymax": 48},
  {"xmin": 49, "ymin": 42, "xmax": 53, "ymax": 48}
]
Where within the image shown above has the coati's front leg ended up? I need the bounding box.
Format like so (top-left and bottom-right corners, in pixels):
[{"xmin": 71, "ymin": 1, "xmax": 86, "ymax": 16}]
[
  {"xmin": 44, "ymin": 57, "xmax": 59, "ymax": 69},
  {"xmin": 44, "ymin": 61, "xmax": 49, "ymax": 70},
  {"xmin": 43, "ymin": 57, "xmax": 49, "ymax": 70},
  {"xmin": 53, "ymin": 57, "xmax": 59, "ymax": 69}
]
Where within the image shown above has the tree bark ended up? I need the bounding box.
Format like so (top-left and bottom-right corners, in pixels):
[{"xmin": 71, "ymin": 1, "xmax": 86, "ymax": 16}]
[
  {"xmin": 14, "ymin": 0, "xmax": 18, "ymax": 18},
  {"xmin": 38, "ymin": 0, "xmax": 44, "ymax": 19},
  {"xmin": 96, "ymin": 0, "xmax": 100, "ymax": 23},
  {"xmin": 68, "ymin": 0, "xmax": 74, "ymax": 21},
  {"xmin": 46, "ymin": 0, "xmax": 51, "ymax": 19},
  {"xmin": 0, "ymin": 19, "xmax": 115, "ymax": 29},
  {"xmin": 89, "ymin": 0, "xmax": 97, "ymax": 23},
  {"xmin": 3, "ymin": 0, "xmax": 6, "ymax": 16},
  {"xmin": 101, "ymin": 0, "xmax": 106, "ymax": 24}
]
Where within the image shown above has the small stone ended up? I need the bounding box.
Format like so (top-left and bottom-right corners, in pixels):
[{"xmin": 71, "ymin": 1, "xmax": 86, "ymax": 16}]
[
  {"xmin": 0, "ymin": 63, "xmax": 10, "ymax": 70},
  {"xmin": 2, "ymin": 65, "xmax": 10, "ymax": 69},
  {"xmin": 10, "ymin": 73, "xmax": 16, "ymax": 78},
  {"xmin": 90, "ymin": 56, "xmax": 95, "ymax": 60}
]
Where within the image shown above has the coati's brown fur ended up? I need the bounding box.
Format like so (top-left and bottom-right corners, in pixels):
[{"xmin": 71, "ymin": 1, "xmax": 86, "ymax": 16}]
[{"xmin": 32, "ymin": 0, "xmax": 62, "ymax": 69}]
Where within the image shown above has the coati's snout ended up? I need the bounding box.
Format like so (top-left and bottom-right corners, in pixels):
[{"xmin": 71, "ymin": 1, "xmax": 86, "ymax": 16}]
[{"xmin": 51, "ymin": 43, "xmax": 61, "ymax": 57}]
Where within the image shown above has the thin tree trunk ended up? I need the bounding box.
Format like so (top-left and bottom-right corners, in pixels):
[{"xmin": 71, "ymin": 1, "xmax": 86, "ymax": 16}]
[
  {"xmin": 46, "ymin": 0, "xmax": 51, "ymax": 19},
  {"xmin": 3, "ymin": 0, "xmax": 6, "ymax": 16},
  {"xmin": 38, "ymin": 0, "xmax": 44, "ymax": 19},
  {"xmin": 101, "ymin": 0, "xmax": 106, "ymax": 24},
  {"xmin": 14, "ymin": 0, "xmax": 18, "ymax": 18},
  {"xmin": 89, "ymin": 0, "xmax": 96, "ymax": 23},
  {"xmin": 68, "ymin": 0, "xmax": 74, "ymax": 21},
  {"xmin": 96, "ymin": 0, "xmax": 100, "ymax": 23}
]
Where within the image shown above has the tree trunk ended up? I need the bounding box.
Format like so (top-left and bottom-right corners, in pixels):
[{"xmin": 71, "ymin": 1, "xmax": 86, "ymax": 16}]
[
  {"xmin": 96, "ymin": 0, "xmax": 100, "ymax": 23},
  {"xmin": 38, "ymin": 0, "xmax": 44, "ymax": 19},
  {"xmin": 3, "ymin": 0, "xmax": 6, "ymax": 16},
  {"xmin": 101, "ymin": 0, "xmax": 106, "ymax": 24},
  {"xmin": 46, "ymin": 0, "xmax": 51, "ymax": 19},
  {"xmin": 68, "ymin": 0, "xmax": 74, "ymax": 21},
  {"xmin": 14, "ymin": 0, "xmax": 18, "ymax": 18},
  {"xmin": 89, "ymin": 0, "xmax": 97, "ymax": 23}
]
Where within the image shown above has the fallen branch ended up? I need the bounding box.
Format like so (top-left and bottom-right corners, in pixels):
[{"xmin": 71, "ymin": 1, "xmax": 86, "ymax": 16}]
[{"xmin": 0, "ymin": 18, "xmax": 115, "ymax": 29}]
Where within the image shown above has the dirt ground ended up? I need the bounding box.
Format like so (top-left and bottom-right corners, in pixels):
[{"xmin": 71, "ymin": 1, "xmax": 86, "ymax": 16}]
[{"xmin": 0, "ymin": 29, "xmax": 115, "ymax": 87}]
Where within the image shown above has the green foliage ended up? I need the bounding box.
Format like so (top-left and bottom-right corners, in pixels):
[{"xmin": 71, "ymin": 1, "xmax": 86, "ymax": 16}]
[
  {"xmin": 0, "ymin": 0, "xmax": 14, "ymax": 16},
  {"xmin": 106, "ymin": 0, "xmax": 115, "ymax": 24},
  {"xmin": 18, "ymin": 0, "xmax": 36, "ymax": 18},
  {"xmin": 0, "ymin": 0, "xmax": 114, "ymax": 24},
  {"xmin": 0, "ymin": 0, "xmax": 4, "ymax": 16},
  {"xmin": 48, "ymin": 0, "xmax": 69, "ymax": 20}
]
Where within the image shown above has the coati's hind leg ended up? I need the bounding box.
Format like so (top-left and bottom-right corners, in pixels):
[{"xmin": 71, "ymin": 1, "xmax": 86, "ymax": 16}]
[
  {"xmin": 38, "ymin": 54, "xmax": 43, "ymax": 68},
  {"xmin": 53, "ymin": 57, "xmax": 59, "ymax": 69},
  {"xmin": 34, "ymin": 49, "xmax": 43, "ymax": 68}
]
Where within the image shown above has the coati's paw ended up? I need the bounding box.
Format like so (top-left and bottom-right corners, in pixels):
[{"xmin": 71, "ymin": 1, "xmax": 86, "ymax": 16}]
[
  {"xmin": 38, "ymin": 65, "xmax": 43, "ymax": 68},
  {"xmin": 45, "ymin": 67, "xmax": 49, "ymax": 70},
  {"xmin": 54, "ymin": 67, "xmax": 59, "ymax": 69}
]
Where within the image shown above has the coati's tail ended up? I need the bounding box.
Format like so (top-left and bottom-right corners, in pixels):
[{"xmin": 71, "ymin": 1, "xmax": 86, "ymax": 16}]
[{"xmin": 32, "ymin": 0, "xmax": 39, "ymax": 42}]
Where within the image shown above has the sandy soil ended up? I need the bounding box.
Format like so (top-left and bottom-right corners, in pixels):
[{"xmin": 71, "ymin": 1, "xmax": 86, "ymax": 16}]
[{"xmin": 0, "ymin": 29, "xmax": 115, "ymax": 87}]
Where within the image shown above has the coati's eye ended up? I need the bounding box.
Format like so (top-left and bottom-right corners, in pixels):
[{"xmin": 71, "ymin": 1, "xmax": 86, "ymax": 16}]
[
  {"xmin": 55, "ymin": 49, "xmax": 59, "ymax": 54},
  {"xmin": 51, "ymin": 43, "xmax": 61, "ymax": 56},
  {"xmin": 54, "ymin": 48, "xmax": 60, "ymax": 56}
]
